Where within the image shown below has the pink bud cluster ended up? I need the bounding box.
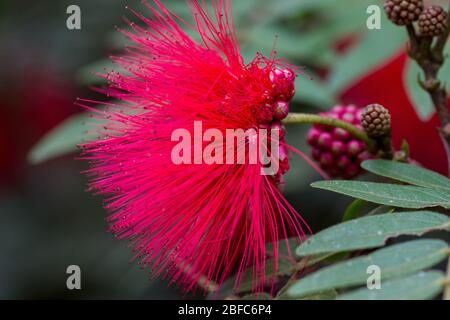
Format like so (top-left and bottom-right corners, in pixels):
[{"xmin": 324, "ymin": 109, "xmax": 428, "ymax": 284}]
[
  {"xmin": 254, "ymin": 67, "xmax": 295, "ymax": 124},
  {"xmin": 307, "ymin": 105, "xmax": 373, "ymax": 179},
  {"xmin": 256, "ymin": 67, "xmax": 296, "ymax": 185},
  {"xmin": 272, "ymin": 68, "xmax": 295, "ymax": 182}
]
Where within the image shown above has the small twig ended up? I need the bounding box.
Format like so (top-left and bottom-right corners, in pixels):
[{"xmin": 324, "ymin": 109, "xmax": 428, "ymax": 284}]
[
  {"xmin": 406, "ymin": 24, "xmax": 419, "ymax": 53},
  {"xmin": 373, "ymin": 136, "xmax": 394, "ymax": 160},
  {"xmin": 283, "ymin": 113, "xmax": 376, "ymax": 150},
  {"xmin": 177, "ymin": 262, "xmax": 219, "ymax": 293},
  {"xmin": 405, "ymin": 7, "xmax": 450, "ymax": 170}
]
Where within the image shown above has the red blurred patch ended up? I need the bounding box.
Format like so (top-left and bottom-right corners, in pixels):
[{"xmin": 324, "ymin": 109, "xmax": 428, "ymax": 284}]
[
  {"xmin": 0, "ymin": 70, "xmax": 76, "ymax": 186},
  {"xmin": 340, "ymin": 52, "xmax": 449, "ymax": 176}
]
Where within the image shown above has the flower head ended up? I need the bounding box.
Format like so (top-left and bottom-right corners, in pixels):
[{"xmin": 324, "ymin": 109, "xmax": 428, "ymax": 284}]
[{"xmin": 81, "ymin": 0, "xmax": 310, "ymax": 293}]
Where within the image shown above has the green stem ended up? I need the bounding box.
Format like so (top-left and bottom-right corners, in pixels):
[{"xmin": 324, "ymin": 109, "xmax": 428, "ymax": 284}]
[{"xmin": 283, "ymin": 113, "xmax": 375, "ymax": 150}]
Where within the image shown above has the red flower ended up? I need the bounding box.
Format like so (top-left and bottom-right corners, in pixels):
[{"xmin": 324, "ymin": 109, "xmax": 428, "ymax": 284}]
[
  {"xmin": 340, "ymin": 52, "xmax": 450, "ymax": 176},
  {"xmin": 82, "ymin": 0, "xmax": 310, "ymax": 293}
]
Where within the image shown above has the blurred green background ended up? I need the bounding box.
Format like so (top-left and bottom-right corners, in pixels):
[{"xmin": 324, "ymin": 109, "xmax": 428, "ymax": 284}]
[{"xmin": 1, "ymin": 0, "xmax": 447, "ymax": 299}]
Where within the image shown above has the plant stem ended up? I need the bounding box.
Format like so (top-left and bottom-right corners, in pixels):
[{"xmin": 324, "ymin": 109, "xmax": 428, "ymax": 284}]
[
  {"xmin": 283, "ymin": 113, "xmax": 376, "ymax": 150},
  {"xmin": 405, "ymin": 9, "xmax": 450, "ymax": 166}
]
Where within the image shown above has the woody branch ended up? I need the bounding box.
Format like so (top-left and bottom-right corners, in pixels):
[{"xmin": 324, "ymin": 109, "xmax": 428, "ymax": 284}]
[{"xmin": 406, "ymin": 3, "xmax": 450, "ymax": 153}]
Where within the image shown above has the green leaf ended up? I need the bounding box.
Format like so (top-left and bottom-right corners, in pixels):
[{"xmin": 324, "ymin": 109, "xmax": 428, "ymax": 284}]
[
  {"xmin": 296, "ymin": 211, "xmax": 450, "ymax": 256},
  {"xmin": 241, "ymin": 293, "xmax": 271, "ymax": 300},
  {"xmin": 311, "ymin": 180, "xmax": 450, "ymax": 209},
  {"xmin": 328, "ymin": 16, "xmax": 405, "ymax": 93},
  {"xmin": 362, "ymin": 160, "xmax": 450, "ymax": 192},
  {"xmin": 75, "ymin": 59, "xmax": 113, "ymax": 85},
  {"xmin": 294, "ymin": 75, "xmax": 337, "ymax": 108},
  {"xmin": 243, "ymin": 0, "xmax": 373, "ymax": 67},
  {"xmin": 237, "ymin": 0, "xmax": 374, "ymax": 73},
  {"xmin": 337, "ymin": 271, "xmax": 445, "ymax": 300},
  {"xmin": 342, "ymin": 199, "xmax": 369, "ymax": 221},
  {"xmin": 243, "ymin": 25, "xmax": 335, "ymax": 65},
  {"xmin": 232, "ymin": 0, "xmax": 263, "ymax": 22},
  {"xmin": 366, "ymin": 205, "xmax": 395, "ymax": 216},
  {"xmin": 288, "ymin": 239, "xmax": 448, "ymax": 298},
  {"xmin": 278, "ymin": 289, "xmax": 338, "ymax": 300},
  {"xmin": 28, "ymin": 112, "xmax": 105, "ymax": 164},
  {"xmin": 266, "ymin": 237, "xmax": 302, "ymax": 262},
  {"xmin": 209, "ymin": 238, "xmax": 299, "ymax": 299},
  {"xmin": 404, "ymin": 45, "xmax": 450, "ymax": 120},
  {"xmin": 263, "ymin": 0, "xmax": 337, "ymax": 19},
  {"xmin": 76, "ymin": 57, "xmax": 135, "ymax": 85},
  {"xmin": 299, "ymin": 290, "xmax": 338, "ymax": 300}
]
